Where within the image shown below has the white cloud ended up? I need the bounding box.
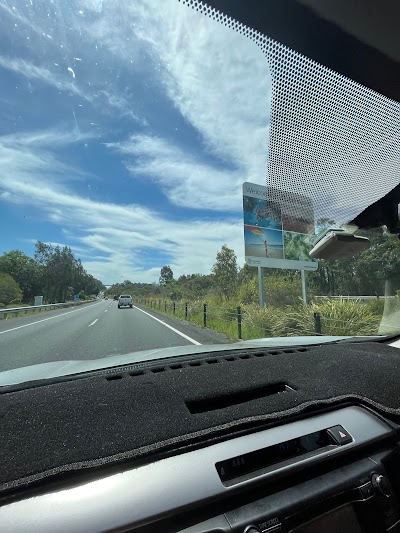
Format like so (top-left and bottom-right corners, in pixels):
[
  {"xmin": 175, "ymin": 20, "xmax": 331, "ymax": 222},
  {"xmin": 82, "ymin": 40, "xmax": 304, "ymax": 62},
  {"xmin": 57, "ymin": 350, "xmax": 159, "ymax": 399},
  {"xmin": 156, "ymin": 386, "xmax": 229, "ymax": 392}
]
[
  {"xmin": 144, "ymin": 3, "xmax": 271, "ymax": 171},
  {"xmin": 0, "ymin": 56, "xmax": 89, "ymax": 100},
  {"xmin": 1, "ymin": 128, "xmax": 95, "ymax": 148},
  {"xmin": 0, "ymin": 127, "xmax": 244, "ymax": 283},
  {"xmin": 107, "ymin": 134, "xmax": 244, "ymax": 210},
  {"xmin": 0, "ymin": 0, "xmax": 269, "ymax": 282},
  {"xmin": 0, "ymin": 55, "xmax": 141, "ymax": 122},
  {"xmin": 82, "ymin": 0, "xmax": 271, "ymax": 207},
  {"xmin": 1, "ymin": 0, "xmax": 271, "ymax": 208}
]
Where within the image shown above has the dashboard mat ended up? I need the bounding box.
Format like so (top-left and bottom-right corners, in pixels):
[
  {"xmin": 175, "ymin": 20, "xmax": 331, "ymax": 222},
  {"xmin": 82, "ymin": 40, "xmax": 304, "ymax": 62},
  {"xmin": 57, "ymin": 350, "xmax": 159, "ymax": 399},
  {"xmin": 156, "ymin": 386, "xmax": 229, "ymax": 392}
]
[{"xmin": 1, "ymin": 341, "xmax": 400, "ymax": 495}]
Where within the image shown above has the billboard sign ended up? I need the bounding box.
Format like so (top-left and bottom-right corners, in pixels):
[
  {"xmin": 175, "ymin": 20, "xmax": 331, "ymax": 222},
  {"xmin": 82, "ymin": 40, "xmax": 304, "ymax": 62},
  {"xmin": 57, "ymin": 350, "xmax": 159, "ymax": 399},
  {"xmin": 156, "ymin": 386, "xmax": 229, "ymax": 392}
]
[{"xmin": 243, "ymin": 182, "xmax": 318, "ymax": 271}]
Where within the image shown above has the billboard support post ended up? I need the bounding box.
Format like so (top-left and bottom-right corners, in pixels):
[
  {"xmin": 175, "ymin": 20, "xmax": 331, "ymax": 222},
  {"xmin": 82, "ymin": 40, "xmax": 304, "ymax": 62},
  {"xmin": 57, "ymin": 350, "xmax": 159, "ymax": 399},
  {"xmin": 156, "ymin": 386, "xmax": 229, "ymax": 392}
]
[
  {"xmin": 301, "ymin": 269, "xmax": 307, "ymax": 305},
  {"xmin": 258, "ymin": 267, "xmax": 266, "ymax": 308}
]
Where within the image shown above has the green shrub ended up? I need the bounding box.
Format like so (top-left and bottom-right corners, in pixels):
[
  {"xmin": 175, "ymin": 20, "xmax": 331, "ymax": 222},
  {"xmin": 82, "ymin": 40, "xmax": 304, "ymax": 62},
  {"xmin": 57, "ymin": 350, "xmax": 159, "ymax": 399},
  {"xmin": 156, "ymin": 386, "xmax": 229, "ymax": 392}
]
[
  {"xmin": 237, "ymin": 275, "xmax": 303, "ymax": 308},
  {"xmin": 0, "ymin": 272, "xmax": 22, "ymax": 305},
  {"xmin": 365, "ymin": 298, "xmax": 385, "ymax": 315},
  {"xmin": 242, "ymin": 304, "xmax": 288, "ymax": 338},
  {"xmin": 263, "ymin": 275, "xmax": 302, "ymax": 307},
  {"xmin": 137, "ymin": 294, "xmax": 384, "ymax": 339},
  {"xmin": 283, "ymin": 300, "xmax": 381, "ymax": 336}
]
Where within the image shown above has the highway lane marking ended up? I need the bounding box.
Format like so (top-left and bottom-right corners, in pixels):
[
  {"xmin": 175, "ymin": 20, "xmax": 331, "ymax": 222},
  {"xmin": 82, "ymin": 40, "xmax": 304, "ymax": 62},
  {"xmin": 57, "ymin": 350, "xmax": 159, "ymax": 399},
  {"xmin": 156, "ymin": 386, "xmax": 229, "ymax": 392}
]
[
  {"xmin": 0, "ymin": 302, "xmax": 102, "ymax": 336},
  {"xmin": 89, "ymin": 319, "xmax": 98, "ymax": 327},
  {"xmin": 105, "ymin": 309, "xmax": 108, "ymax": 313},
  {"xmin": 132, "ymin": 305, "xmax": 201, "ymax": 346}
]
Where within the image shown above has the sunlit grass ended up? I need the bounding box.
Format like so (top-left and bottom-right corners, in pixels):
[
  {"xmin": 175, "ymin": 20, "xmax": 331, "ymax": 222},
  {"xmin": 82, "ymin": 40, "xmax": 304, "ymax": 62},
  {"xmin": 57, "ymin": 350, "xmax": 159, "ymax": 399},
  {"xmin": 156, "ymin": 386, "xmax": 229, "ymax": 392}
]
[{"xmin": 137, "ymin": 296, "xmax": 387, "ymax": 339}]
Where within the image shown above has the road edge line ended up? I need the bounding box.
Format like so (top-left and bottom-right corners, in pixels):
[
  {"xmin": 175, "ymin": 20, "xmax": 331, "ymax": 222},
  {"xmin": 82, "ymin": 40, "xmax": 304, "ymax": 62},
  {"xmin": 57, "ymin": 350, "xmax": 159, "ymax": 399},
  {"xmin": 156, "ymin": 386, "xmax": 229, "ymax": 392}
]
[{"xmin": 132, "ymin": 305, "xmax": 202, "ymax": 345}]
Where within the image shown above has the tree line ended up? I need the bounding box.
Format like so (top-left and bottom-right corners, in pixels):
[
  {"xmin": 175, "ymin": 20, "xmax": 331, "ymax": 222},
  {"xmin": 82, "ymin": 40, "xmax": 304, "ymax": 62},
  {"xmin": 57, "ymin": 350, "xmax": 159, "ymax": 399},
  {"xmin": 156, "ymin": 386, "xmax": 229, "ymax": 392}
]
[
  {"xmin": 0, "ymin": 242, "xmax": 105, "ymax": 306},
  {"xmin": 105, "ymin": 230, "xmax": 400, "ymax": 305}
]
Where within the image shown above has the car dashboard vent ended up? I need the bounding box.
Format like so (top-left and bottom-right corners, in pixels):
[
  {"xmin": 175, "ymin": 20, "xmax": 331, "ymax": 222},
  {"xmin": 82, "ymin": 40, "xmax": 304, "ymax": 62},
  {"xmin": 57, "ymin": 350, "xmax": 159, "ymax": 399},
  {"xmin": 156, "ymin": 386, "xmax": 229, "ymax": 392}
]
[{"xmin": 104, "ymin": 346, "xmax": 311, "ymax": 381}]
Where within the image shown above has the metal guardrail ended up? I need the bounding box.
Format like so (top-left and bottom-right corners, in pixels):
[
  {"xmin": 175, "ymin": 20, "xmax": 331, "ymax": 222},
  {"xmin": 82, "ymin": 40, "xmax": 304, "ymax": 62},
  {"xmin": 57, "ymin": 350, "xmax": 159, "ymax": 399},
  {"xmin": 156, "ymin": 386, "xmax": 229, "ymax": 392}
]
[
  {"xmin": 0, "ymin": 299, "xmax": 97, "ymax": 318},
  {"xmin": 314, "ymin": 295, "xmax": 395, "ymax": 301}
]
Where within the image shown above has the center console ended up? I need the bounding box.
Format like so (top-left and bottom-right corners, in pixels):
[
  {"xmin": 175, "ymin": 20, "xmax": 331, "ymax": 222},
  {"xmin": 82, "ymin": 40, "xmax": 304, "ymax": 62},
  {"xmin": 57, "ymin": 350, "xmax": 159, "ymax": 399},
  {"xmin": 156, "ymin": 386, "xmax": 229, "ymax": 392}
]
[{"xmin": 1, "ymin": 405, "xmax": 400, "ymax": 532}]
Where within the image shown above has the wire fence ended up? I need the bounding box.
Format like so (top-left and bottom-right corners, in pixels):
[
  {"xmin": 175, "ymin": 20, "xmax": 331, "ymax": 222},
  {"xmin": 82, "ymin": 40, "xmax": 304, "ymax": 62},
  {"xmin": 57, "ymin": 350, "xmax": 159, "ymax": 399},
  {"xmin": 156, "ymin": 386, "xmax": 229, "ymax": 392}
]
[
  {"xmin": 136, "ymin": 298, "xmax": 398, "ymax": 340},
  {"xmin": 138, "ymin": 299, "xmax": 244, "ymax": 339}
]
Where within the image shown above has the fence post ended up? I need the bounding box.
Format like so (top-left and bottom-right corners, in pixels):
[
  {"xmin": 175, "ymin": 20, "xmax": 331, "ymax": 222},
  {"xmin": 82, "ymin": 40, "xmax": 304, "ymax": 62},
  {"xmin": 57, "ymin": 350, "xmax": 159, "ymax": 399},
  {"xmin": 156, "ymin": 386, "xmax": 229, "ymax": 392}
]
[
  {"xmin": 237, "ymin": 306, "xmax": 242, "ymax": 339},
  {"xmin": 185, "ymin": 302, "xmax": 188, "ymax": 320},
  {"xmin": 314, "ymin": 312, "xmax": 322, "ymax": 334},
  {"xmin": 173, "ymin": 302, "xmax": 176, "ymax": 315},
  {"xmin": 203, "ymin": 303, "xmax": 207, "ymax": 327},
  {"xmin": 164, "ymin": 301, "xmax": 167, "ymax": 312}
]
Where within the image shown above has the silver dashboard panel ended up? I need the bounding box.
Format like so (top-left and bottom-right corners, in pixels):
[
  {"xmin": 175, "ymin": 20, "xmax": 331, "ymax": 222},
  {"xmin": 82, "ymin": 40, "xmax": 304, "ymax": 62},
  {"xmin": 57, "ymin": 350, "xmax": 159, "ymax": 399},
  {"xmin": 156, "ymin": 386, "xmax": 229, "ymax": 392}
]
[{"xmin": 0, "ymin": 406, "xmax": 392, "ymax": 532}]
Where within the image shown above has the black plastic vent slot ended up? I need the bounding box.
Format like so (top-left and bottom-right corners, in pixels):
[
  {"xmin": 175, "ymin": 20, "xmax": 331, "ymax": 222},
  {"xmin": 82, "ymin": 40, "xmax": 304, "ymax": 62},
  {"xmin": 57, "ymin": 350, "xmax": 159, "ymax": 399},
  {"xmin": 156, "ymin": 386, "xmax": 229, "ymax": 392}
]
[
  {"xmin": 186, "ymin": 383, "xmax": 294, "ymax": 414},
  {"xmin": 106, "ymin": 374, "xmax": 123, "ymax": 381},
  {"xmin": 104, "ymin": 347, "xmax": 311, "ymax": 381}
]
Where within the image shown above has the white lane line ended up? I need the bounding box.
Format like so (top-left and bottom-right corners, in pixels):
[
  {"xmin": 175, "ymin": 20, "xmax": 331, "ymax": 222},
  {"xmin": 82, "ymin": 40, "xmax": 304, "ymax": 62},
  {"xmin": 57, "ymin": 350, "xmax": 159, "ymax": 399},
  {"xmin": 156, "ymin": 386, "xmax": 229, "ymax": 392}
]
[
  {"xmin": 132, "ymin": 305, "xmax": 201, "ymax": 346},
  {"xmin": 105, "ymin": 310, "xmax": 108, "ymax": 313},
  {"xmin": 0, "ymin": 303, "xmax": 102, "ymax": 336},
  {"xmin": 88, "ymin": 319, "xmax": 98, "ymax": 327}
]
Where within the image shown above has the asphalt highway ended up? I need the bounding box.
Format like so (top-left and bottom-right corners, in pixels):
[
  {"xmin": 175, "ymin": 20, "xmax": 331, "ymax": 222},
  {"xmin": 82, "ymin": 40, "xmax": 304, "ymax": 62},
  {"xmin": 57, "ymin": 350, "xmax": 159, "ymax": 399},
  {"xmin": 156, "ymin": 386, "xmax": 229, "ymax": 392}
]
[{"xmin": 0, "ymin": 300, "xmax": 229, "ymax": 372}]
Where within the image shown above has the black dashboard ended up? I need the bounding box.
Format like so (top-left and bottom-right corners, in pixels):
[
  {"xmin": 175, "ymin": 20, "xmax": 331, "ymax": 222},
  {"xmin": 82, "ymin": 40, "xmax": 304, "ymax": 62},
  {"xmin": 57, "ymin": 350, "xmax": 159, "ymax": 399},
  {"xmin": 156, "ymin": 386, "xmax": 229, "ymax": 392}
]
[
  {"xmin": 1, "ymin": 404, "xmax": 400, "ymax": 532},
  {"xmin": 2, "ymin": 340, "xmax": 400, "ymax": 532}
]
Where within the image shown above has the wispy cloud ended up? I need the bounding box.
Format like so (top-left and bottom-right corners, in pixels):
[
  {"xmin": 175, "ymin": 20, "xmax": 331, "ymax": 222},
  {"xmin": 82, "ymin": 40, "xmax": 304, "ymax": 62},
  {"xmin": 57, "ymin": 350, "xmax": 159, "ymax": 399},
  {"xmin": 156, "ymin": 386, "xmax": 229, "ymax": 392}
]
[
  {"xmin": 0, "ymin": 56, "xmax": 89, "ymax": 100},
  {"xmin": 107, "ymin": 134, "xmax": 243, "ymax": 210},
  {"xmin": 0, "ymin": 128, "xmax": 95, "ymax": 148},
  {"xmin": 0, "ymin": 0, "xmax": 269, "ymax": 282},
  {"xmin": 0, "ymin": 127, "xmax": 243, "ymax": 282},
  {"xmin": 83, "ymin": 0, "xmax": 270, "ymax": 209},
  {"xmin": 0, "ymin": 54, "xmax": 143, "ymax": 122}
]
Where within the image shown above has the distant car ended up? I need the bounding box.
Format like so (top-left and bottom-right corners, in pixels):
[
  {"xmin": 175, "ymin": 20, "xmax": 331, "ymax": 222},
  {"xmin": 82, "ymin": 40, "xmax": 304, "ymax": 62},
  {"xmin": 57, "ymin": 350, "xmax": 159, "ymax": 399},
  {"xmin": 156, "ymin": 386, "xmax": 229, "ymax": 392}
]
[{"xmin": 118, "ymin": 295, "xmax": 133, "ymax": 309}]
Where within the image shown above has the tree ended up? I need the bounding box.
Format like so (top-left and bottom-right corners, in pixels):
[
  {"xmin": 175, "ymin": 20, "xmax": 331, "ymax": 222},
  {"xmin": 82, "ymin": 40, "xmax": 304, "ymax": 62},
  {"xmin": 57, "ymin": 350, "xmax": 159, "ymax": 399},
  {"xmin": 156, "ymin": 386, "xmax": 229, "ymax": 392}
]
[
  {"xmin": 0, "ymin": 273, "xmax": 23, "ymax": 305},
  {"xmin": 94, "ymin": 278, "xmax": 106, "ymax": 294},
  {"xmin": 308, "ymin": 229, "xmax": 400, "ymax": 297},
  {"xmin": 34, "ymin": 242, "xmax": 104, "ymax": 302},
  {"xmin": 0, "ymin": 250, "xmax": 41, "ymax": 303},
  {"xmin": 238, "ymin": 263, "xmax": 257, "ymax": 285},
  {"xmin": 211, "ymin": 245, "xmax": 238, "ymax": 300},
  {"xmin": 159, "ymin": 265, "xmax": 174, "ymax": 287}
]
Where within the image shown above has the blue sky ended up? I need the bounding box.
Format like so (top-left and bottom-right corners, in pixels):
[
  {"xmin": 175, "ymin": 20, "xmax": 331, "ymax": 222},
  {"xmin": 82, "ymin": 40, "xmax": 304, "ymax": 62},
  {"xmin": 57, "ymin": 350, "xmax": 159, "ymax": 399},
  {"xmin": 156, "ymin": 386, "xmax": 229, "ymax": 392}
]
[{"xmin": 0, "ymin": 0, "xmax": 271, "ymax": 283}]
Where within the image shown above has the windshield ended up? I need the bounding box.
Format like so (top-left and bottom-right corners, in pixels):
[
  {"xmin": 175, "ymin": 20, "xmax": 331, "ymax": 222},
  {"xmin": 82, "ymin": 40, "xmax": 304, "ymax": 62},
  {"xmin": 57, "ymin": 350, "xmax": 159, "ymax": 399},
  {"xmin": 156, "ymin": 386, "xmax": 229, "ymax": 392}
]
[{"xmin": 1, "ymin": 0, "xmax": 400, "ymax": 376}]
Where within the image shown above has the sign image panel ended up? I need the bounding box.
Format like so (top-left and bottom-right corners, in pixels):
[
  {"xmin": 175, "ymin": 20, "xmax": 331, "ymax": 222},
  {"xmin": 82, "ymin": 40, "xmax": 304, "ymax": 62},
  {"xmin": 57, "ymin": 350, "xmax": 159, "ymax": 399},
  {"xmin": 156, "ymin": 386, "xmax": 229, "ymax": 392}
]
[
  {"xmin": 243, "ymin": 182, "xmax": 318, "ymax": 271},
  {"xmin": 244, "ymin": 226, "xmax": 284, "ymax": 259}
]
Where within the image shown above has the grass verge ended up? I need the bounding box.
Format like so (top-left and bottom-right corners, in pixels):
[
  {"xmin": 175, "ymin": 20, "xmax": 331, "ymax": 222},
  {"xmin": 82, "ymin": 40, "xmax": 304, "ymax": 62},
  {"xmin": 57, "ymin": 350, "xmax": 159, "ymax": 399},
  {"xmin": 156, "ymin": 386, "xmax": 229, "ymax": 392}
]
[{"xmin": 137, "ymin": 297, "xmax": 388, "ymax": 340}]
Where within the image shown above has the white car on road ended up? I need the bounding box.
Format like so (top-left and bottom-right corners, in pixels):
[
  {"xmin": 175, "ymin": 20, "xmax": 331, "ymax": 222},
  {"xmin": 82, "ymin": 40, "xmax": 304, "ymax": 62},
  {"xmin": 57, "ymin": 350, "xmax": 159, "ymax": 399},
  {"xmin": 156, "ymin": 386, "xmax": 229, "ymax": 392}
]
[{"xmin": 118, "ymin": 295, "xmax": 133, "ymax": 309}]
